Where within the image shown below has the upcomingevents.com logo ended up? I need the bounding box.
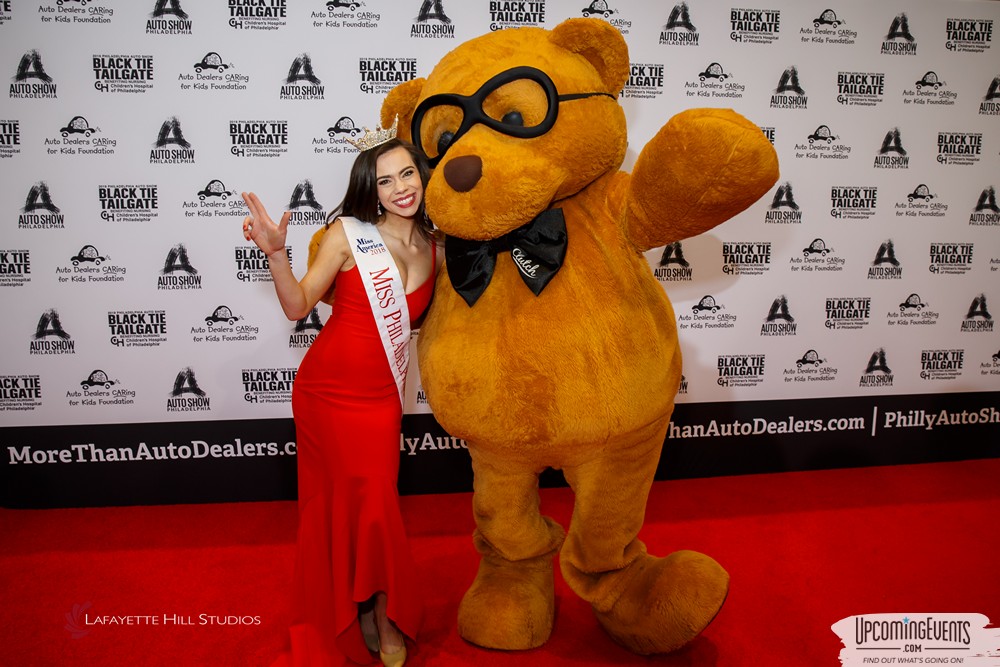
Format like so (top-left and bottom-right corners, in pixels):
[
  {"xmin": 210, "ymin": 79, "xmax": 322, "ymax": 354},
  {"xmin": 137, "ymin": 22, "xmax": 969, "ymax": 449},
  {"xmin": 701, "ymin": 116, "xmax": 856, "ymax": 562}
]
[{"xmin": 831, "ymin": 613, "xmax": 1000, "ymax": 665}]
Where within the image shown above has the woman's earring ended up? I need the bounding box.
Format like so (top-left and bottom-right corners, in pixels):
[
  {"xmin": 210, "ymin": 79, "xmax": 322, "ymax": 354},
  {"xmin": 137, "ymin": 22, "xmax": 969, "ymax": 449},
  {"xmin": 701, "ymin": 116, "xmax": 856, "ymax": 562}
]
[{"xmin": 377, "ymin": 202, "xmax": 384, "ymax": 216}]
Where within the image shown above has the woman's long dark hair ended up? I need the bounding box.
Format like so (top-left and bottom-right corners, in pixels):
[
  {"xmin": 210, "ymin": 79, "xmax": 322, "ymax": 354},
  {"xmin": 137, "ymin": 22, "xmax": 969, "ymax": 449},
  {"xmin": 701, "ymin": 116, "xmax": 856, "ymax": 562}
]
[{"xmin": 326, "ymin": 138, "xmax": 435, "ymax": 243}]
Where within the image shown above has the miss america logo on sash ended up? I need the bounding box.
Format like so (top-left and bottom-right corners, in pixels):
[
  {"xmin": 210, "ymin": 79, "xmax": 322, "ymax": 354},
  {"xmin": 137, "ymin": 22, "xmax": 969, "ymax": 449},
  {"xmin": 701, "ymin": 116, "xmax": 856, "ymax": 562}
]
[{"xmin": 340, "ymin": 216, "xmax": 410, "ymax": 406}]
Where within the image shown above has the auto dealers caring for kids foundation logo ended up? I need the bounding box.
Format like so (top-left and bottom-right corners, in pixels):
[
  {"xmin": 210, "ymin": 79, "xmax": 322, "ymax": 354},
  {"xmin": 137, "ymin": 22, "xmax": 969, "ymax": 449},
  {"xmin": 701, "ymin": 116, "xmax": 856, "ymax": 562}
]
[{"xmin": 831, "ymin": 613, "xmax": 1000, "ymax": 665}]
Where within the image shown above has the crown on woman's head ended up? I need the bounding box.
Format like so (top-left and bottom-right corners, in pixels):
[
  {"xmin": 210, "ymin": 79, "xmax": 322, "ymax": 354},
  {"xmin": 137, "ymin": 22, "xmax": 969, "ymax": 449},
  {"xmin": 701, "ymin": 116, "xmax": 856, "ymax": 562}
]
[{"xmin": 345, "ymin": 115, "xmax": 399, "ymax": 152}]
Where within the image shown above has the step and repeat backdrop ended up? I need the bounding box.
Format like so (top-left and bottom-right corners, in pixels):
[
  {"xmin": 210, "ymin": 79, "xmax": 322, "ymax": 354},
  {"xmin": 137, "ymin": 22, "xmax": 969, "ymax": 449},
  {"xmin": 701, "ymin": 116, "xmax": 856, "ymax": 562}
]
[{"xmin": 2, "ymin": 0, "xmax": 999, "ymax": 507}]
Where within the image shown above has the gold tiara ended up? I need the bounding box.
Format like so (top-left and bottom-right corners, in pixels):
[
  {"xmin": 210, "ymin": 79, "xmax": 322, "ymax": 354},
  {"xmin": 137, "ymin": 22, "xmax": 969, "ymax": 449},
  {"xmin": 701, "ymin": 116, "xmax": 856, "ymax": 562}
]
[{"xmin": 344, "ymin": 115, "xmax": 398, "ymax": 152}]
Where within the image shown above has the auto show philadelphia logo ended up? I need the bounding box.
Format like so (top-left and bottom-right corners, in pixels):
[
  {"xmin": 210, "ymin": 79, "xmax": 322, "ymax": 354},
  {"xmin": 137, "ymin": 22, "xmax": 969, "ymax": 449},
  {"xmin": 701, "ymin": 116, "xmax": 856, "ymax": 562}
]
[
  {"xmin": 289, "ymin": 309, "xmax": 323, "ymax": 349},
  {"xmin": 10, "ymin": 50, "xmax": 57, "ymax": 99},
  {"xmin": 281, "ymin": 54, "xmax": 324, "ymax": 101},
  {"xmin": 158, "ymin": 244, "xmax": 202, "ymax": 290},
  {"xmin": 19, "ymin": 182, "xmax": 63, "ymax": 229},
  {"xmin": 411, "ymin": 0, "xmax": 456, "ymax": 39},
  {"xmin": 881, "ymin": 13, "xmax": 918, "ymax": 55},
  {"xmin": 970, "ymin": 186, "xmax": 1000, "ymax": 226},
  {"xmin": 653, "ymin": 242, "xmax": 692, "ymax": 282},
  {"xmin": 769, "ymin": 66, "xmax": 807, "ymax": 109},
  {"xmin": 868, "ymin": 240, "xmax": 903, "ymax": 280},
  {"xmin": 147, "ymin": 0, "xmax": 192, "ymax": 35},
  {"xmin": 287, "ymin": 180, "xmax": 327, "ymax": 225},
  {"xmin": 167, "ymin": 367, "xmax": 210, "ymax": 413},
  {"xmin": 150, "ymin": 117, "xmax": 195, "ymax": 164},
  {"xmin": 873, "ymin": 128, "xmax": 909, "ymax": 169},
  {"xmin": 831, "ymin": 613, "xmax": 1000, "ymax": 665},
  {"xmin": 858, "ymin": 348, "xmax": 893, "ymax": 388},
  {"xmin": 760, "ymin": 295, "xmax": 796, "ymax": 336},
  {"xmin": 981, "ymin": 76, "xmax": 1000, "ymax": 116},
  {"xmin": 660, "ymin": 3, "xmax": 699, "ymax": 46},
  {"xmin": 30, "ymin": 309, "xmax": 75, "ymax": 356},
  {"xmin": 764, "ymin": 182, "xmax": 803, "ymax": 224},
  {"xmin": 960, "ymin": 294, "xmax": 994, "ymax": 333}
]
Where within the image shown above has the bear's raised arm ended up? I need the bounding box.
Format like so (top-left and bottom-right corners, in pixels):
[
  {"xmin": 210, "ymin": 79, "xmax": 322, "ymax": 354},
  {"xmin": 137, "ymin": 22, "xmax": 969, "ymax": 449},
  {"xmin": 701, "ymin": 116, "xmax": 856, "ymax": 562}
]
[{"xmin": 623, "ymin": 108, "xmax": 779, "ymax": 252}]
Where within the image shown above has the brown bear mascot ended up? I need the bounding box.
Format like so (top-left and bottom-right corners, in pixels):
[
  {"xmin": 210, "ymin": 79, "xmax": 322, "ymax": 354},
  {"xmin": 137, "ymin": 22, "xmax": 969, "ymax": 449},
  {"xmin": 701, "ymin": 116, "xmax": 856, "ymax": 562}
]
[{"xmin": 382, "ymin": 17, "xmax": 779, "ymax": 655}]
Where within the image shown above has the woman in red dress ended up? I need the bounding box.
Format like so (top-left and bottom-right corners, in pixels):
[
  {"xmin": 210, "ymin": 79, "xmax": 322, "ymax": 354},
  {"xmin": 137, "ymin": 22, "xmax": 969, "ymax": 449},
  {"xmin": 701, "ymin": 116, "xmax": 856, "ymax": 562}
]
[{"xmin": 242, "ymin": 135, "xmax": 440, "ymax": 667}]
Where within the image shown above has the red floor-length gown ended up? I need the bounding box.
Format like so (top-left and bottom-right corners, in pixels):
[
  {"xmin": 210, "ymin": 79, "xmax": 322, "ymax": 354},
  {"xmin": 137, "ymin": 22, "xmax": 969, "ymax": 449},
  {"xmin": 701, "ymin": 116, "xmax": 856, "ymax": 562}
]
[{"xmin": 277, "ymin": 246, "xmax": 434, "ymax": 666}]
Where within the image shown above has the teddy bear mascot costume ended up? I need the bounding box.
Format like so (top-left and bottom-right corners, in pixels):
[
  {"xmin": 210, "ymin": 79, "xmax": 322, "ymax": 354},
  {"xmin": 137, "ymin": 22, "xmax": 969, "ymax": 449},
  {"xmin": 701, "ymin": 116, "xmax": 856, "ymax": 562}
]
[{"xmin": 381, "ymin": 17, "xmax": 779, "ymax": 655}]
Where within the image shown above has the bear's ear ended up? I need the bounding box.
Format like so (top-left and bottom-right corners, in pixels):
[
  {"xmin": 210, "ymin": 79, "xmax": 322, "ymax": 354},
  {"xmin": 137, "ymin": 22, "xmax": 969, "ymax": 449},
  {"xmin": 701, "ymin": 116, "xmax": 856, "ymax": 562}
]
[
  {"xmin": 549, "ymin": 18, "xmax": 629, "ymax": 95},
  {"xmin": 381, "ymin": 78, "xmax": 426, "ymax": 142}
]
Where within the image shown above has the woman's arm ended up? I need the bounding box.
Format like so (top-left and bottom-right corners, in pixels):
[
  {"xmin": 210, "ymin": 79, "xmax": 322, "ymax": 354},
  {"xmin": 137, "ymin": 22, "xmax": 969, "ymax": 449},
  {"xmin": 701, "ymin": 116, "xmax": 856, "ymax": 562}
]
[{"xmin": 242, "ymin": 191, "xmax": 349, "ymax": 320}]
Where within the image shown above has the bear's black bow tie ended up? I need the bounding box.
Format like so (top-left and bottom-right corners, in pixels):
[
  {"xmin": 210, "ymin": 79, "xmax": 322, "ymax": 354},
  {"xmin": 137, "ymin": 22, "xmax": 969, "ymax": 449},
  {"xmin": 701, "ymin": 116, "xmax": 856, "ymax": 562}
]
[{"xmin": 445, "ymin": 208, "xmax": 568, "ymax": 307}]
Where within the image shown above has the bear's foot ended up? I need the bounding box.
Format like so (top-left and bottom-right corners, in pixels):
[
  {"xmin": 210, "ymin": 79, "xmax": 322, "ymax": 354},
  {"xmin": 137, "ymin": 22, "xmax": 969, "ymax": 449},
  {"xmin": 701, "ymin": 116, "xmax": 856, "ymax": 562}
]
[
  {"xmin": 593, "ymin": 550, "xmax": 729, "ymax": 655},
  {"xmin": 458, "ymin": 550, "xmax": 556, "ymax": 650}
]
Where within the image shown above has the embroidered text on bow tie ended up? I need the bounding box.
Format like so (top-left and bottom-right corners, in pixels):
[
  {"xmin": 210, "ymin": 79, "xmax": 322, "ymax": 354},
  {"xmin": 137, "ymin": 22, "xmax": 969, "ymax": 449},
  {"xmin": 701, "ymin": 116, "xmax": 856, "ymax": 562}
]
[{"xmin": 445, "ymin": 208, "xmax": 568, "ymax": 307}]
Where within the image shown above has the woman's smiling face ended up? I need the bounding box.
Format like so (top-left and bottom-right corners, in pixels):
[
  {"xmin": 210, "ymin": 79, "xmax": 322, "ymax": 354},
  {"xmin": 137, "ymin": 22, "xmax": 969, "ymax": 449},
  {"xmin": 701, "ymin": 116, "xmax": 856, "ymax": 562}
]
[{"xmin": 375, "ymin": 146, "xmax": 423, "ymax": 219}]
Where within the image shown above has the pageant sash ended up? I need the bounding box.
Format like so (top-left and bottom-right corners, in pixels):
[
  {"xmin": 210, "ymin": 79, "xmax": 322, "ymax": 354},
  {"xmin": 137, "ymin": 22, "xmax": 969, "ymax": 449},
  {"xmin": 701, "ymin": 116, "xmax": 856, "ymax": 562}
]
[{"xmin": 340, "ymin": 216, "xmax": 410, "ymax": 407}]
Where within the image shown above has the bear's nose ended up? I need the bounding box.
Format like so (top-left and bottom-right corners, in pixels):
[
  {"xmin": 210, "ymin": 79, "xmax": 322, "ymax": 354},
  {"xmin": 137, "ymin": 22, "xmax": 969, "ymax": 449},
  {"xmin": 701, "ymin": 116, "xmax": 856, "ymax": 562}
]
[{"xmin": 443, "ymin": 155, "xmax": 482, "ymax": 193}]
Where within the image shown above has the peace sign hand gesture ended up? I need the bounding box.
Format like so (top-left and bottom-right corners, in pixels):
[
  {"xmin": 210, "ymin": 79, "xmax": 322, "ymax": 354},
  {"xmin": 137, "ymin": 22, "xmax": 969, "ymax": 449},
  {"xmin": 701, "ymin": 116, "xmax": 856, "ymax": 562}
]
[{"xmin": 242, "ymin": 191, "xmax": 290, "ymax": 257}]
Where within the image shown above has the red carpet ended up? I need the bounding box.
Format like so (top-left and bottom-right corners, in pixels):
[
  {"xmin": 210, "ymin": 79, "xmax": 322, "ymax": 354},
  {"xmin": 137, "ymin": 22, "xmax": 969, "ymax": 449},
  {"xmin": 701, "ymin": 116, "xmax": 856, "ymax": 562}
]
[{"xmin": 2, "ymin": 459, "xmax": 999, "ymax": 666}]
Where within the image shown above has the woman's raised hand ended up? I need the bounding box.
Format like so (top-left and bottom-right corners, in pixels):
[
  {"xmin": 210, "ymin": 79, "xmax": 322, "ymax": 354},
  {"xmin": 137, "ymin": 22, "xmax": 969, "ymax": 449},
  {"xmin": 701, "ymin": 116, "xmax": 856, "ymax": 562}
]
[{"xmin": 242, "ymin": 192, "xmax": 290, "ymax": 256}]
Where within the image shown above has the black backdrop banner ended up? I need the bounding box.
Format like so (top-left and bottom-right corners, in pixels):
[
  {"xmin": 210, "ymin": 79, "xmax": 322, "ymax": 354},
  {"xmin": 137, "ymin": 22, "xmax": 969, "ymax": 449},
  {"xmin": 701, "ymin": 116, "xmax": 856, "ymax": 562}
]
[{"xmin": 3, "ymin": 390, "xmax": 997, "ymax": 509}]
